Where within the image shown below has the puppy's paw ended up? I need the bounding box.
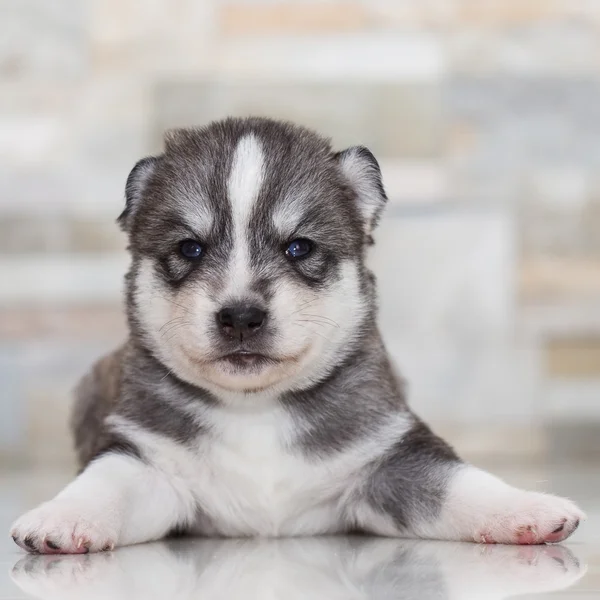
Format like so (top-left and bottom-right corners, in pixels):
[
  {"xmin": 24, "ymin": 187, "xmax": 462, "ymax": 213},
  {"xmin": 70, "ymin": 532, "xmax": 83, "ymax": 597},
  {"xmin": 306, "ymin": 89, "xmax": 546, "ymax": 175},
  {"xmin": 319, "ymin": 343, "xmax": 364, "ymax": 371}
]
[
  {"xmin": 10, "ymin": 500, "xmax": 117, "ymax": 554},
  {"xmin": 474, "ymin": 491, "xmax": 585, "ymax": 545}
]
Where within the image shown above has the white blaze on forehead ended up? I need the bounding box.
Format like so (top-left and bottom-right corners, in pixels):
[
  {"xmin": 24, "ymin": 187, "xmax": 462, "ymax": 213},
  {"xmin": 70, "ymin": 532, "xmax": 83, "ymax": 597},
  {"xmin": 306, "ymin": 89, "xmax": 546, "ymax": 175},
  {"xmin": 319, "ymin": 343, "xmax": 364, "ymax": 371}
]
[
  {"xmin": 228, "ymin": 134, "xmax": 265, "ymax": 231},
  {"xmin": 226, "ymin": 134, "xmax": 265, "ymax": 296}
]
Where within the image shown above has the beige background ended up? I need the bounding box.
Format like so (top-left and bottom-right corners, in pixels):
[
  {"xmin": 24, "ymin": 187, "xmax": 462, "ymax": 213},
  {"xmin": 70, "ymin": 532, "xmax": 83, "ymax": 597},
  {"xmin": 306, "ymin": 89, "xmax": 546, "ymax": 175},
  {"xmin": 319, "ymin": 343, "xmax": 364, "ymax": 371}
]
[{"xmin": 1, "ymin": 0, "xmax": 600, "ymax": 468}]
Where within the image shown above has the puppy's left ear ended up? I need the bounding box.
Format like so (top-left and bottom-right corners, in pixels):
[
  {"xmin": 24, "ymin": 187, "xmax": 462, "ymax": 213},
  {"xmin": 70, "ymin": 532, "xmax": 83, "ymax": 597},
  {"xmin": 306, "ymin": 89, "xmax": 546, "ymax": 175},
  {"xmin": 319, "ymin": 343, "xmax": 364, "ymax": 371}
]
[
  {"xmin": 117, "ymin": 156, "xmax": 159, "ymax": 232},
  {"xmin": 335, "ymin": 146, "xmax": 388, "ymax": 236}
]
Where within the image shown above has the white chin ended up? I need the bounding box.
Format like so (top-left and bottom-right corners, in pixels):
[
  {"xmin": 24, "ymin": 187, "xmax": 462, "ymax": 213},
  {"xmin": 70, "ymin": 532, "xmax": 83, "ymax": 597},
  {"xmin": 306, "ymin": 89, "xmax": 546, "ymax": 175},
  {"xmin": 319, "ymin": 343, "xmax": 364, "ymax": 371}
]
[
  {"xmin": 172, "ymin": 347, "xmax": 308, "ymax": 394},
  {"xmin": 207, "ymin": 359, "xmax": 283, "ymax": 392}
]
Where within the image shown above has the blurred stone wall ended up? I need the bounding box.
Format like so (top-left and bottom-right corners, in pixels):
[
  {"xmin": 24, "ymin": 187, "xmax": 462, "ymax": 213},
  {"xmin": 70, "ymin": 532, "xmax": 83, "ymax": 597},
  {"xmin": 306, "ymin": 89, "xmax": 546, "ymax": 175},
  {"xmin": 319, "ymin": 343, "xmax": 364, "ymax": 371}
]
[{"xmin": 2, "ymin": 0, "xmax": 600, "ymax": 466}]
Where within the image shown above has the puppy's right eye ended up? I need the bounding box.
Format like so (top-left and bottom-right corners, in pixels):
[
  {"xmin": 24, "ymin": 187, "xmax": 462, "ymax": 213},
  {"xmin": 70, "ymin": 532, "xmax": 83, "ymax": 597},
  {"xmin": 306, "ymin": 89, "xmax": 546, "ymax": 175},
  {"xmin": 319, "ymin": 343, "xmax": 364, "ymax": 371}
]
[{"xmin": 179, "ymin": 239, "xmax": 203, "ymax": 260}]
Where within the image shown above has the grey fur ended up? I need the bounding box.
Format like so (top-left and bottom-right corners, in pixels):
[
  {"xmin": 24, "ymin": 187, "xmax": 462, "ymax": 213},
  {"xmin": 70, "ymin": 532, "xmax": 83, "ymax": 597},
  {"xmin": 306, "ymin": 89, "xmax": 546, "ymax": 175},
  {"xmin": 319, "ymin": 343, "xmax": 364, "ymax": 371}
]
[
  {"xmin": 282, "ymin": 333, "xmax": 403, "ymax": 457},
  {"xmin": 362, "ymin": 421, "xmax": 459, "ymax": 529},
  {"xmin": 71, "ymin": 116, "xmax": 461, "ymax": 537}
]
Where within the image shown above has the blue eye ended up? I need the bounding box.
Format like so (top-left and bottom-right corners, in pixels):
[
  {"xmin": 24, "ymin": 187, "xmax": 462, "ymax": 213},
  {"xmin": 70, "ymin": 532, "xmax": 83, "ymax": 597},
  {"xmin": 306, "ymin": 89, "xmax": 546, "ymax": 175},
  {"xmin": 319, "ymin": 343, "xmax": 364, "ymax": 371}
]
[
  {"xmin": 179, "ymin": 239, "xmax": 203, "ymax": 259},
  {"xmin": 285, "ymin": 238, "xmax": 313, "ymax": 260}
]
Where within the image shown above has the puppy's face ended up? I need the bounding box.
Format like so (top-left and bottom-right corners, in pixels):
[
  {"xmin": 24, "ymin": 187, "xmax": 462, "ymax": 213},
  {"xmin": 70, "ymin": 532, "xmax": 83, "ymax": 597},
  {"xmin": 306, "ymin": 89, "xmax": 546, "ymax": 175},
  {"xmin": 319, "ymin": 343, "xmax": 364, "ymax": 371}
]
[{"xmin": 121, "ymin": 118, "xmax": 387, "ymax": 396}]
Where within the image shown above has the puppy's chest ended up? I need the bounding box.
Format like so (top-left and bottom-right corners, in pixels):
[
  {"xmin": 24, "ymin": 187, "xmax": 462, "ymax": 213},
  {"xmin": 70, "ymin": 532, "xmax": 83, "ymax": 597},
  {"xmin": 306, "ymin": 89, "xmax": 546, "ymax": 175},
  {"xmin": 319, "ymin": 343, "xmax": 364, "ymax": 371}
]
[{"xmin": 190, "ymin": 409, "xmax": 350, "ymax": 535}]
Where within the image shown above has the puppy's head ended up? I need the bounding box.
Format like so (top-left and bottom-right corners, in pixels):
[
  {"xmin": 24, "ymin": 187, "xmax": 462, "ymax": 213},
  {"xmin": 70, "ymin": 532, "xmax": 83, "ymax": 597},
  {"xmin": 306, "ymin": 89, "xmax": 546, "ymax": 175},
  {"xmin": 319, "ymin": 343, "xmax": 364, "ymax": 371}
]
[{"xmin": 121, "ymin": 118, "xmax": 387, "ymax": 397}]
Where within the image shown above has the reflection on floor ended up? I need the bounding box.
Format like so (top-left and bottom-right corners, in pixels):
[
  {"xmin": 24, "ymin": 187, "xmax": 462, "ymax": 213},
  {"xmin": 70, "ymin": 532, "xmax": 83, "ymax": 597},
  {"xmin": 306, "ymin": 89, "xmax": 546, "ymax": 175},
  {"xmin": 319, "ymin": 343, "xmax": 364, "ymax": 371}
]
[
  {"xmin": 0, "ymin": 465, "xmax": 599, "ymax": 599},
  {"xmin": 2, "ymin": 537, "xmax": 595, "ymax": 600}
]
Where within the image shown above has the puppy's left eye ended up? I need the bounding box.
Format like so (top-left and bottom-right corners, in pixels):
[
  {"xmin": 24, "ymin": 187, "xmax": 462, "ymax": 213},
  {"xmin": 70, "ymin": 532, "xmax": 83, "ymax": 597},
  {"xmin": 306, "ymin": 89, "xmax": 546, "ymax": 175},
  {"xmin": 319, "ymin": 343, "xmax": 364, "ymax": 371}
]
[
  {"xmin": 285, "ymin": 238, "xmax": 313, "ymax": 260},
  {"xmin": 179, "ymin": 239, "xmax": 203, "ymax": 260}
]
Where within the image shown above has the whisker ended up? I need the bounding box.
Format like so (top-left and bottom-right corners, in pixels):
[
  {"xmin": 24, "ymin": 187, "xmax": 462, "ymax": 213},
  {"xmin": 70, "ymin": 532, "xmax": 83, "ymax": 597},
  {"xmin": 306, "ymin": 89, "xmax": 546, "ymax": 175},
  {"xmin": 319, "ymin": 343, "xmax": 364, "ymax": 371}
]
[
  {"xmin": 298, "ymin": 314, "xmax": 340, "ymax": 328},
  {"xmin": 160, "ymin": 367, "xmax": 175, "ymax": 382},
  {"xmin": 296, "ymin": 319, "xmax": 330, "ymax": 329},
  {"xmin": 164, "ymin": 323, "xmax": 193, "ymax": 344},
  {"xmin": 161, "ymin": 320, "xmax": 192, "ymax": 339},
  {"xmin": 295, "ymin": 322, "xmax": 330, "ymax": 343},
  {"xmin": 159, "ymin": 317, "xmax": 188, "ymax": 334},
  {"xmin": 156, "ymin": 294, "xmax": 193, "ymax": 314},
  {"xmin": 287, "ymin": 298, "xmax": 320, "ymax": 318}
]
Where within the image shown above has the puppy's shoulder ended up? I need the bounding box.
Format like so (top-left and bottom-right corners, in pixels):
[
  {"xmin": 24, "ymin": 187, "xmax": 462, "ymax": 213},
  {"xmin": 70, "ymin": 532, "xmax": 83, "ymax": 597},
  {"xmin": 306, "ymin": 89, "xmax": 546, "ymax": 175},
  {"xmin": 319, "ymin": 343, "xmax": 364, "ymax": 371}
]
[{"xmin": 70, "ymin": 343, "xmax": 129, "ymax": 468}]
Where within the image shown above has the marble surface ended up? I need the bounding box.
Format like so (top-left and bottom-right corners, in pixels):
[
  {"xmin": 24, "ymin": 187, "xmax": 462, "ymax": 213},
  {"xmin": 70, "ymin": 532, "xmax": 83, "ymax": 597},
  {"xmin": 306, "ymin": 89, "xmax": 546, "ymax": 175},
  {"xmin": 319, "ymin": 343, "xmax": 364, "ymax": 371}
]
[
  {"xmin": 0, "ymin": 465, "xmax": 599, "ymax": 600},
  {"xmin": 1, "ymin": 537, "xmax": 595, "ymax": 600}
]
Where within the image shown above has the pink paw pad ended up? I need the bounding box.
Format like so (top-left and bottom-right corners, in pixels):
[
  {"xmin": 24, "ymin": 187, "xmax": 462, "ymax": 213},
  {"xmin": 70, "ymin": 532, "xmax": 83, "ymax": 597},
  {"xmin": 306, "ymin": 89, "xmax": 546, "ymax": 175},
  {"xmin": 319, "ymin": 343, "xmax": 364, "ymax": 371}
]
[
  {"xmin": 477, "ymin": 518, "xmax": 580, "ymax": 546},
  {"xmin": 515, "ymin": 525, "xmax": 538, "ymax": 545}
]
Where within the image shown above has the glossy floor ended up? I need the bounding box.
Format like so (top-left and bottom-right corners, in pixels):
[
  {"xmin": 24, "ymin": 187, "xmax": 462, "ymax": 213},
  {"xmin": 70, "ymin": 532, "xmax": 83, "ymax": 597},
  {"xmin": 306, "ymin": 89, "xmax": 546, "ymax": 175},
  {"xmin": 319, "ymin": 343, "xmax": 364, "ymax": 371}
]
[{"xmin": 1, "ymin": 465, "xmax": 599, "ymax": 599}]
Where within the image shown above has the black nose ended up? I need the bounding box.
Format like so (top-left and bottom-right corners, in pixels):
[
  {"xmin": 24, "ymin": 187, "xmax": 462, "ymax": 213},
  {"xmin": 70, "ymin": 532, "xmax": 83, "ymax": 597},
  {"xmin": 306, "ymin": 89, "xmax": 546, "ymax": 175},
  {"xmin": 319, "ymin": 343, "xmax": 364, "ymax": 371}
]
[{"xmin": 217, "ymin": 305, "xmax": 266, "ymax": 340}]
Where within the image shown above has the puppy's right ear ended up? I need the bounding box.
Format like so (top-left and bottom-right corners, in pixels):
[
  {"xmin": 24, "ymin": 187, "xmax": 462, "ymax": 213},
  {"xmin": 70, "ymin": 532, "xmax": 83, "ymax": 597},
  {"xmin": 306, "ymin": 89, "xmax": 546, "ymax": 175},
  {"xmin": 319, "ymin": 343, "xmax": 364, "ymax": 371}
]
[{"xmin": 117, "ymin": 156, "xmax": 159, "ymax": 232}]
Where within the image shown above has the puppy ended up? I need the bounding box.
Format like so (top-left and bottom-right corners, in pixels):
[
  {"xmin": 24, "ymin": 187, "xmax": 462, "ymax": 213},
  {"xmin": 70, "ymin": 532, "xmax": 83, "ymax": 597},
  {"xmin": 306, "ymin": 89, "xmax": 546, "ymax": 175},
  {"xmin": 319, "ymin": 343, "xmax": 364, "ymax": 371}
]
[{"xmin": 10, "ymin": 117, "xmax": 584, "ymax": 553}]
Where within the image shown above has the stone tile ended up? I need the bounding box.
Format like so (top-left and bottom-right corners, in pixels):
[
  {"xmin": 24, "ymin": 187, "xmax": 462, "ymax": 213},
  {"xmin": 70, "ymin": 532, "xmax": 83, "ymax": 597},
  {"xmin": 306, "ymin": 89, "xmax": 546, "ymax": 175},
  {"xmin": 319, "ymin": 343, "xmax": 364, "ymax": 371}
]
[
  {"xmin": 372, "ymin": 208, "xmax": 516, "ymax": 339},
  {"xmin": 0, "ymin": 84, "xmax": 76, "ymax": 168},
  {"xmin": 0, "ymin": 340, "xmax": 119, "ymax": 463},
  {"xmin": 545, "ymin": 337, "xmax": 600, "ymax": 378},
  {"xmin": 437, "ymin": 423, "xmax": 545, "ymax": 461},
  {"xmin": 445, "ymin": 78, "xmax": 600, "ymax": 202},
  {"xmin": 0, "ymin": 167, "xmax": 77, "ymax": 215},
  {"xmin": 0, "ymin": 81, "xmax": 78, "ymax": 119},
  {"xmin": 0, "ymin": 255, "xmax": 129, "ymax": 306},
  {"xmin": 518, "ymin": 168, "xmax": 600, "ymax": 264},
  {"xmin": 89, "ymin": 0, "xmax": 216, "ymax": 75},
  {"xmin": 370, "ymin": 209, "xmax": 540, "ymax": 425},
  {"xmin": 69, "ymin": 218, "xmax": 127, "ymax": 252},
  {"xmin": 219, "ymin": 2, "xmax": 369, "ymax": 35},
  {"xmin": 0, "ymin": 79, "xmax": 143, "ymax": 217},
  {"xmin": 456, "ymin": 0, "xmax": 578, "ymax": 25},
  {"xmin": 520, "ymin": 209, "xmax": 600, "ymax": 262},
  {"xmin": 153, "ymin": 81, "xmax": 443, "ymax": 158},
  {"xmin": 72, "ymin": 79, "xmax": 150, "ymax": 163},
  {"xmin": 0, "ymin": 305, "xmax": 126, "ymax": 340},
  {"xmin": 214, "ymin": 33, "xmax": 444, "ymax": 82},
  {"xmin": 519, "ymin": 258, "xmax": 600, "ymax": 304},
  {"xmin": 447, "ymin": 78, "xmax": 600, "ymax": 168},
  {"xmin": 546, "ymin": 422, "xmax": 600, "ymax": 464},
  {"xmin": 366, "ymin": 0, "xmax": 455, "ymax": 28},
  {"xmin": 0, "ymin": 348, "xmax": 25, "ymax": 454},
  {"xmin": 525, "ymin": 167, "xmax": 590, "ymax": 212},
  {"xmin": 0, "ymin": 216, "xmax": 125, "ymax": 254},
  {"xmin": 0, "ymin": 0, "xmax": 87, "ymax": 80},
  {"xmin": 449, "ymin": 22, "xmax": 600, "ymax": 75},
  {"xmin": 378, "ymin": 161, "xmax": 449, "ymax": 205},
  {"xmin": 373, "ymin": 84, "xmax": 443, "ymax": 157},
  {"xmin": 26, "ymin": 384, "xmax": 77, "ymax": 465}
]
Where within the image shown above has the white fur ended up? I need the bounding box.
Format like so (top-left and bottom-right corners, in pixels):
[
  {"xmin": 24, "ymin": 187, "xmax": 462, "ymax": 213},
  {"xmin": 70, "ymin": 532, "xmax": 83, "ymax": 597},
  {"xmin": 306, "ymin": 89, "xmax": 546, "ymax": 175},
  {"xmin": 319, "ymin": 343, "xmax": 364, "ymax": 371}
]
[
  {"xmin": 136, "ymin": 253, "xmax": 368, "ymax": 402},
  {"xmin": 266, "ymin": 259, "xmax": 369, "ymax": 392},
  {"xmin": 228, "ymin": 134, "xmax": 265, "ymax": 229},
  {"xmin": 10, "ymin": 453, "xmax": 196, "ymax": 552},
  {"xmin": 271, "ymin": 190, "xmax": 311, "ymax": 237},
  {"xmin": 225, "ymin": 134, "xmax": 265, "ymax": 299},
  {"xmin": 415, "ymin": 465, "xmax": 586, "ymax": 544},
  {"xmin": 337, "ymin": 148, "xmax": 384, "ymax": 233},
  {"xmin": 11, "ymin": 537, "xmax": 585, "ymax": 600},
  {"xmin": 106, "ymin": 408, "xmax": 412, "ymax": 537},
  {"xmin": 128, "ymin": 160, "xmax": 155, "ymax": 202},
  {"xmin": 10, "ymin": 409, "xmax": 411, "ymax": 547}
]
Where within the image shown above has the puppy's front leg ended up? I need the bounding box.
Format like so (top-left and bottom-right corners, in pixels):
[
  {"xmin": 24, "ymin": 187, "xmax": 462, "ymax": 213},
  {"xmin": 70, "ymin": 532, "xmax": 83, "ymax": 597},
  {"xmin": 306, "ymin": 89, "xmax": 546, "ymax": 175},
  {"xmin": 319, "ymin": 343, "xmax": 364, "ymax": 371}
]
[
  {"xmin": 355, "ymin": 421, "xmax": 585, "ymax": 544},
  {"xmin": 421, "ymin": 465, "xmax": 585, "ymax": 545},
  {"xmin": 10, "ymin": 453, "xmax": 195, "ymax": 554}
]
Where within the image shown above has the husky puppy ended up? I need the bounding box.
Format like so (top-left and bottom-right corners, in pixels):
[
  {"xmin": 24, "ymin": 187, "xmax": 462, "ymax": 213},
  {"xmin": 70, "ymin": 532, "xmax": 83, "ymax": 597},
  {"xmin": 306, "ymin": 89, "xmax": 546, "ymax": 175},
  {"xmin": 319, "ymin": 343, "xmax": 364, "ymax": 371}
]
[{"xmin": 10, "ymin": 118, "xmax": 584, "ymax": 553}]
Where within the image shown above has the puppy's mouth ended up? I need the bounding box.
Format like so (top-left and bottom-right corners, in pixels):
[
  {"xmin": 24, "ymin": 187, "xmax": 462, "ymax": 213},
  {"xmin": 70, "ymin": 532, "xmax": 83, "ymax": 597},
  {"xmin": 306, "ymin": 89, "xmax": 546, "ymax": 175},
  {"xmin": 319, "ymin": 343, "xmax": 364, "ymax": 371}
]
[{"xmin": 218, "ymin": 351, "xmax": 280, "ymax": 370}]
